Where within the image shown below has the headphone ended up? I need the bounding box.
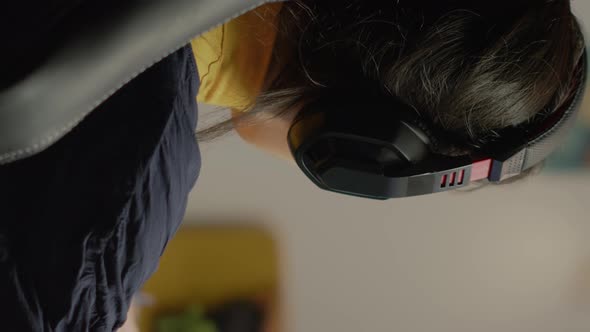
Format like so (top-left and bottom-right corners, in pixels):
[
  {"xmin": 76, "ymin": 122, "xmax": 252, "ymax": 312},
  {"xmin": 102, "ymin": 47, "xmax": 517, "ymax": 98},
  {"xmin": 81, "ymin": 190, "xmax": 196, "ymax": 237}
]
[{"xmin": 288, "ymin": 52, "xmax": 588, "ymax": 200}]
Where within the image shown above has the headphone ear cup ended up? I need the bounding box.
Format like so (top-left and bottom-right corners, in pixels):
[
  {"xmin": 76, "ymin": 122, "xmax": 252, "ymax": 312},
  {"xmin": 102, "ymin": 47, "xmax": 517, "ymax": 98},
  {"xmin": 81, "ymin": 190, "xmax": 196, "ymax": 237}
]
[
  {"xmin": 290, "ymin": 94, "xmax": 437, "ymax": 164},
  {"xmin": 394, "ymin": 108, "xmax": 454, "ymax": 155},
  {"xmin": 406, "ymin": 115, "xmax": 440, "ymax": 151},
  {"xmin": 402, "ymin": 111, "xmax": 478, "ymax": 157}
]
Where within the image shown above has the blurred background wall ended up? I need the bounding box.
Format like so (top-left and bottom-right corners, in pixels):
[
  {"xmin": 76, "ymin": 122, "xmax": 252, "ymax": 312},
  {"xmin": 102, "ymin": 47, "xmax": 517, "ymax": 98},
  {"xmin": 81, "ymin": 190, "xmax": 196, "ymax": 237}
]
[{"xmin": 182, "ymin": 2, "xmax": 590, "ymax": 331}]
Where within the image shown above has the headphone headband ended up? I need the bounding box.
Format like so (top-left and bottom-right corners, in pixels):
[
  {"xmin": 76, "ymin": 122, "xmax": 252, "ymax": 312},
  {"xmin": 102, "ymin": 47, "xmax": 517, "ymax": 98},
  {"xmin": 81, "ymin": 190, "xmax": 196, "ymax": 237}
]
[{"xmin": 487, "ymin": 54, "xmax": 587, "ymax": 181}]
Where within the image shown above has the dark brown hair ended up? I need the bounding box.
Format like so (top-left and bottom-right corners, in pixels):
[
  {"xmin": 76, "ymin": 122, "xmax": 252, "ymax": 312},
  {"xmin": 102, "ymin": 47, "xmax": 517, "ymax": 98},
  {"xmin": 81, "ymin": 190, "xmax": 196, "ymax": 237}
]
[{"xmin": 198, "ymin": 0, "xmax": 584, "ymax": 161}]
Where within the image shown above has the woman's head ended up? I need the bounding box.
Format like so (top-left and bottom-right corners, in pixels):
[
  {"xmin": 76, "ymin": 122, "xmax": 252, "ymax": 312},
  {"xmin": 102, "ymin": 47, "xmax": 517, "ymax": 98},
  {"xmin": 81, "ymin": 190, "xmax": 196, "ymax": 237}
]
[{"xmin": 205, "ymin": 0, "xmax": 584, "ymax": 170}]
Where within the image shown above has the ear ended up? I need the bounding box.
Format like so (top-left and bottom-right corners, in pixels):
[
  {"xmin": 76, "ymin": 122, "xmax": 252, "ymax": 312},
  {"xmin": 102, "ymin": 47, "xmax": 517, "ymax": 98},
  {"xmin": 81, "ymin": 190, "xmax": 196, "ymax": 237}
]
[{"xmin": 231, "ymin": 109, "xmax": 298, "ymax": 161}]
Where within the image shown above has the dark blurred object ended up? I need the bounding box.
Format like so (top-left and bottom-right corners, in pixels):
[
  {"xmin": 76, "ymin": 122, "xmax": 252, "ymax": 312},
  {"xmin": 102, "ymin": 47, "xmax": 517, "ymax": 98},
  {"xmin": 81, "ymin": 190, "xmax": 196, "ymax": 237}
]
[{"xmin": 209, "ymin": 300, "xmax": 265, "ymax": 332}]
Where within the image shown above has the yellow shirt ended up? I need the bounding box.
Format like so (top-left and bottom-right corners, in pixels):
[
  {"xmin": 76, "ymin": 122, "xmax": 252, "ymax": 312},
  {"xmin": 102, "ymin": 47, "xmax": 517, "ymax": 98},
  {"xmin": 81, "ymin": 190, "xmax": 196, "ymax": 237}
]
[{"xmin": 191, "ymin": 3, "xmax": 282, "ymax": 110}]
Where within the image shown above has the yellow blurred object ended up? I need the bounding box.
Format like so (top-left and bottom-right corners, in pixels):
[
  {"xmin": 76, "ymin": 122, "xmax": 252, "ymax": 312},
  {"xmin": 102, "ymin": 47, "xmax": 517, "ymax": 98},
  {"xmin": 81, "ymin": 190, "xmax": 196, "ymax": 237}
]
[{"xmin": 138, "ymin": 226, "xmax": 279, "ymax": 332}]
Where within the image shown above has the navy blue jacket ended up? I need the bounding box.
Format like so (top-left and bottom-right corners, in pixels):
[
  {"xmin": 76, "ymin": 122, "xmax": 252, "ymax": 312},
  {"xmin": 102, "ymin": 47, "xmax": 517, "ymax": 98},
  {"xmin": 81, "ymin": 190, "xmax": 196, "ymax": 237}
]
[{"xmin": 0, "ymin": 46, "xmax": 201, "ymax": 331}]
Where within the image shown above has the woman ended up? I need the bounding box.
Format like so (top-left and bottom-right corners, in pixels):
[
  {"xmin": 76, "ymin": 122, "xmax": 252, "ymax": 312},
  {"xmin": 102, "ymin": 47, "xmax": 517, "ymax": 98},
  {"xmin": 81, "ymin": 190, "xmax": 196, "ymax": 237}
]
[
  {"xmin": 195, "ymin": 0, "xmax": 584, "ymax": 165},
  {"xmin": 0, "ymin": 0, "xmax": 584, "ymax": 330}
]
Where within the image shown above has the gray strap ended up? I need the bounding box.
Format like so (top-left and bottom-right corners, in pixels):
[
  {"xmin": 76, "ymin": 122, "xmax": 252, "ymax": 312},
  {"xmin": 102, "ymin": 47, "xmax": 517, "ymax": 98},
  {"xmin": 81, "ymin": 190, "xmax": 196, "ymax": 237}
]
[{"xmin": 0, "ymin": 0, "xmax": 275, "ymax": 164}]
